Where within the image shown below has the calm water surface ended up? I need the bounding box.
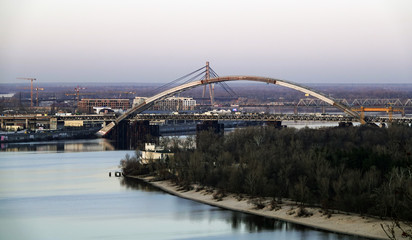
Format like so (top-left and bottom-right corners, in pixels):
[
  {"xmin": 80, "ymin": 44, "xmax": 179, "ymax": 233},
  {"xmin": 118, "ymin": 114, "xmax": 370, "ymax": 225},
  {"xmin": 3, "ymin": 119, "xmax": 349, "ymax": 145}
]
[{"xmin": 0, "ymin": 139, "xmax": 367, "ymax": 240}]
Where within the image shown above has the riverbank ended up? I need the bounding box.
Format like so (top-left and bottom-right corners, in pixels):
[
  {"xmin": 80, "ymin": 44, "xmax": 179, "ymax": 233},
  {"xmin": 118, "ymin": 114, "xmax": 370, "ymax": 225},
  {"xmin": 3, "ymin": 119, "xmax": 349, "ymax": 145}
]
[{"xmin": 131, "ymin": 176, "xmax": 406, "ymax": 240}]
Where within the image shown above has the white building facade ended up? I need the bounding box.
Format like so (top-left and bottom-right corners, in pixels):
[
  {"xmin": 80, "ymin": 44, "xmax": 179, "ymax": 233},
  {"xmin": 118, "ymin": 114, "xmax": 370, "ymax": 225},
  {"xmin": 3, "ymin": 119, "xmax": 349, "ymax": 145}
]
[
  {"xmin": 154, "ymin": 97, "xmax": 196, "ymax": 111},
  {"xmin": 133, "ymin": 96, "xmax": 196, "ymax": 111}
]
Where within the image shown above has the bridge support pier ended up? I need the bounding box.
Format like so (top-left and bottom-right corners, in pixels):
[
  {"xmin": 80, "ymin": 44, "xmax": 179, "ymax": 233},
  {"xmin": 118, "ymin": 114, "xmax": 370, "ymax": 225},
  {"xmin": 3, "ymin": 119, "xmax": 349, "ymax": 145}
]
[
  {"xmin": 266, "ymin": 121, "xmax": 284, "ymax": 128},
  {"xmin": 108, "ymin": 120, "xmax": 159, "ymax": 150},
  {"xmin": 338, "ymin": 122, "xmax": 353, "ymax": 127},
  {"xmin": 196, "ymin": 120, "xmax": 224, "ymax": 134},
  {"xmin": 50, "ymin": 118, "xmax": 58, "ymax": 130}
]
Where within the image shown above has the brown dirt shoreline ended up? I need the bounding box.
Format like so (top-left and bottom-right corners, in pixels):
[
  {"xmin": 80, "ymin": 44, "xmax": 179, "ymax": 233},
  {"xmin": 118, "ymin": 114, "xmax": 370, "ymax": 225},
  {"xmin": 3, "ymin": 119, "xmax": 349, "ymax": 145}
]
[{"xmin": 130, "ymin": 175, "xmax": 404, "ymax": 240}]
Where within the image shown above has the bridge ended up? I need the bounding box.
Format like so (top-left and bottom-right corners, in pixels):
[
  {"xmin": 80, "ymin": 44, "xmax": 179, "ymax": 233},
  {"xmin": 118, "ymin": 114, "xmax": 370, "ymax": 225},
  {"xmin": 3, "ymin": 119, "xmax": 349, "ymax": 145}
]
[
  {"xmin": 131, "ymin": 113, "xmax": 411, "ymax": 124},
  {"xmin": 2, "ymin": 63, "xmax": 411, "ymax": 135},
  {"xmin": 97, "ymin": 62, "xmax": 365, "ymax": 137},
  {"xmin": 97, "ymin": 62, "xmax": 412, "ymax": 137},
  {"xmin": 2, "ymin": 112, "xmax": 410, "ymax": 131},
  {"xmin": 297, "ymin": 98, "xmax": 412, "ymax": 108}
]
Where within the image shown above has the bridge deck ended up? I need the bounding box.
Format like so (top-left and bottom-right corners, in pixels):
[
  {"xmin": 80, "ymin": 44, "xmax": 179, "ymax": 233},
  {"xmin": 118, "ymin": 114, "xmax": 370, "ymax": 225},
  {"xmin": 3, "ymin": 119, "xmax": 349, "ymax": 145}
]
[
  {"xmin": 1, "ymin": 114, "xmax": 411, "ymax": 128},
  {"xmin": 132, "ymin": 114, "xmax": 412, "ymax": 123}
]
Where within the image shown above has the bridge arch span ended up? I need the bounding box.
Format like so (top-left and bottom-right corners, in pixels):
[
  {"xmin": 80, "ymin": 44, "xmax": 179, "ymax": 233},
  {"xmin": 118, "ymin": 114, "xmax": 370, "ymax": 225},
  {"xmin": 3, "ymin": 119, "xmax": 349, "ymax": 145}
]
[{"xmin": 97, "ymin": 76, "xmax": 360, "ymax": 136}]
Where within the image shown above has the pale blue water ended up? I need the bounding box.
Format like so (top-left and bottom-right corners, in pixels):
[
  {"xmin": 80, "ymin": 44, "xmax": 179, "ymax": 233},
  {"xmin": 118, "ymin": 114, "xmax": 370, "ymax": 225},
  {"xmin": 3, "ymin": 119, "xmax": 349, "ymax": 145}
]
[{"xmin": 0, "ymin": 139, "xmax": 367, "ymax": 240}]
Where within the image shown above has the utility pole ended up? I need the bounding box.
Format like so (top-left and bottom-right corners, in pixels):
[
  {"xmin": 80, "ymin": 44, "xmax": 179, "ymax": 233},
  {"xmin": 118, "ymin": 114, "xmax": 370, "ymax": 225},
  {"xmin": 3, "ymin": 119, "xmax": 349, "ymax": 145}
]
[{"xmin": 17, "ymin": 77, "xmax": 36, "ymax": 107}]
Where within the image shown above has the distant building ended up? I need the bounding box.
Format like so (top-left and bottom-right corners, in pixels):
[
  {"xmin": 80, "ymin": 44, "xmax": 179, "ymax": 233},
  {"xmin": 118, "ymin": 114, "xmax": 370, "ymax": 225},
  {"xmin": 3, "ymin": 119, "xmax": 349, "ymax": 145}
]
[
  {"xmin": 133, "ymin": 96, "xmax": 196, "ymax": 111},
  {"xmin": 93, "ymin": 107, "xmax": 115, "ymax": 114},
  {"xmin": 140, "ymin": 143, "xmax": 173, "ymax": 164},
  {"xmin": 153, "ymin": 96, "xmax": 196, "ymax": 111},
  {"xmin": 78, "ymin": 99, "xmax": 130, "ymax": 113},
  {"xmin": 132, "ymin": 97, "xmax": 148, "ymax": 107}
]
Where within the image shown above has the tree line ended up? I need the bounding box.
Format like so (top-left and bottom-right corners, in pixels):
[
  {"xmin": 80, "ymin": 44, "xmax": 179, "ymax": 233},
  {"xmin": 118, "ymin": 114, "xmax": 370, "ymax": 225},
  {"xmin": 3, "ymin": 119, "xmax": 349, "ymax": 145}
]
[{"xmin": 121, "ymin": 124, "xmax": 412, "ymax": 221}]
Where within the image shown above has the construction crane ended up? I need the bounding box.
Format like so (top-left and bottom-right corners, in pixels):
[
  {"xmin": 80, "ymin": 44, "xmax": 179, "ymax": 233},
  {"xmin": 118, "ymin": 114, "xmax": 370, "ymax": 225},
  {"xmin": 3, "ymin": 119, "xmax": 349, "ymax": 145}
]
[
  {"xmin": 65, "ymin": 92, "xmax": 96, "ymax": 103},
  {"xmin": 74, "ymin": 86, "xmax": 86, "ymax": 103},
  {"xmin": 17, "ymin": 77, "xmax": 36, "ymax": 107},
  {"xmin": 20, "ymin": 86, "xmax": 44, "ymax": 106},
  {"xmin": 65, "ymin": 92, "xmax": 97, "ymax": 112},
  {"xmin": 64, "ymin": 86, "xmax": 87, "ymax": 103}
]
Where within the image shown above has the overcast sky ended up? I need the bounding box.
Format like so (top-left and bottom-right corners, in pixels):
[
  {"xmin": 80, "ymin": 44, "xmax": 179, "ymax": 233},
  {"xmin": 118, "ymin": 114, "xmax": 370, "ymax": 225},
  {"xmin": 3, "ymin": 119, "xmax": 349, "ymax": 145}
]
[{"xmin": 1, "ymin": 0, "xmax": 411, "ymax": 84}]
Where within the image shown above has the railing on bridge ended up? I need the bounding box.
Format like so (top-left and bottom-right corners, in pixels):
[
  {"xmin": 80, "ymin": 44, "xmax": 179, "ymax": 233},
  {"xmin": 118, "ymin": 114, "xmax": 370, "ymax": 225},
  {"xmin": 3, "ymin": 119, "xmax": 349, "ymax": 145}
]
[
  {"xmin": 297, "ymin": 98, "xmax": 412, "ymax": 107},
  {"xmin": 131, "ymin": 113, "xmax": 411, "ymax": 124},
  {"xmin": 2, "ymin": 113, "xmax": 411, "ymax": 132}
]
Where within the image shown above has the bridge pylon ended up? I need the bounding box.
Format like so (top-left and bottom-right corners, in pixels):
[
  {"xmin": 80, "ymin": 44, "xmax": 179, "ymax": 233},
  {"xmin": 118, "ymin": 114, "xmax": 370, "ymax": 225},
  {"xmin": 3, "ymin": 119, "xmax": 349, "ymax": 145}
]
[{"xmin": 202, "ymin": 61, "xmax": 215, "ymax": 106}]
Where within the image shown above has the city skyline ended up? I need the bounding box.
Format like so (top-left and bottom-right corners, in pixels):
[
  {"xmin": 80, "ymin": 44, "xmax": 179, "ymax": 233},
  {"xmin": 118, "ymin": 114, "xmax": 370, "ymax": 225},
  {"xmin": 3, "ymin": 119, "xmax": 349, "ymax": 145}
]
[{"xmin": 1, "ymin": 0, "xmax": 411, "ymax": 84}]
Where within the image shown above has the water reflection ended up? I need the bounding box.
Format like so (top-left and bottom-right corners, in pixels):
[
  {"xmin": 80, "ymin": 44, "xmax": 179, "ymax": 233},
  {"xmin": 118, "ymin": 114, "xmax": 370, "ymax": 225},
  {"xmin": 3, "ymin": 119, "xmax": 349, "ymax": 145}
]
[
  {"xmin": 0, "ymin": 123, "xmax": 343, "ymax": 153},
  {"xmin": 120, "ymin": 176, "xmax": 165, "ymax": 193},
  {"xmin": 229, "ymin": 212, "xmax": 283, "ymax": 232},
  {"xmin": 0, "ymin": 138, "xmax": 116, "ymax": 152},
  {"xmin": 119, "ymin": 177, "xmax": 366, "ymax": 239},
  {"xmin": 0, "ymin": 142, "xmax": 368, "ymax": 240}
]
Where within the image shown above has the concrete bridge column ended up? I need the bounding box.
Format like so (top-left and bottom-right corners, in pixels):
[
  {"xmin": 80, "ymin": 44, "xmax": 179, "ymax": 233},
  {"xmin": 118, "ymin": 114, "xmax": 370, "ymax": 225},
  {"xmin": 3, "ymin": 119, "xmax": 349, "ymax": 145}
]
[
  {"xmin": 50, "ymin": 118, "xmax": 58, "ymax": 130},
  {"xmin": 24, "ymin": 118, "xmax": 36, "ymax": 130},
  {"xmin": 338, "ymin": 122, "xmax": 353, "ymax": 127},
  {"xmin": 108, "ymin": 120, "xmax": 159, "ymax": 150},
  {"xmin": 266, "ymin": 121, "xmax": 283, "ymax": 128},
  {"xmin": 196, "ymin": 120, "xmax": 224, "ymax": 135},
  {"xmin": 129, "ymin": 120, "xmax": 159, "ymax": 149}
]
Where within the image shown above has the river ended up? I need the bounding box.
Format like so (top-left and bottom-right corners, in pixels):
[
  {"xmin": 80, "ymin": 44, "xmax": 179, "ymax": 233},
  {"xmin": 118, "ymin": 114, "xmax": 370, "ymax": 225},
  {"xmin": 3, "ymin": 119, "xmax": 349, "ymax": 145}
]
[{"xmin": 0, "ymin": 139, "xmax": 367, "ymax": 240}]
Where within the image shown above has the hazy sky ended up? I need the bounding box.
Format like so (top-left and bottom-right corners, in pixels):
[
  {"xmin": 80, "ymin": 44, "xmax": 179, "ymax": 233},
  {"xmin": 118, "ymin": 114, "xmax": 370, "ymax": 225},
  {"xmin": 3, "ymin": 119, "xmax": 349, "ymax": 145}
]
[{"xmin": 1, "ymin": 0, "xmax": 412, "ymax": 84}]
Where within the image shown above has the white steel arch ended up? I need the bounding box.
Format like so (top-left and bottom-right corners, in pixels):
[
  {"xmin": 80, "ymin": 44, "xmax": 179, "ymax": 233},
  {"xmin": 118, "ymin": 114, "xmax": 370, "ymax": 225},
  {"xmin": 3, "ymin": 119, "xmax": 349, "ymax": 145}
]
[{"xmin": 97, "ymin": 76, "xmax": 361, "ymax": 136}]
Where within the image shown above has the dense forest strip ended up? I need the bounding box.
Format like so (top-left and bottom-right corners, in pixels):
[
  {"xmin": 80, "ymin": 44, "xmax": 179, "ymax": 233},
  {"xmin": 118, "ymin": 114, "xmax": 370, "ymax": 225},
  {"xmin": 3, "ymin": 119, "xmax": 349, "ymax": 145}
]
[{"xmin": 121, "ymin": 124, "xmax": 412, "ymax": 222}]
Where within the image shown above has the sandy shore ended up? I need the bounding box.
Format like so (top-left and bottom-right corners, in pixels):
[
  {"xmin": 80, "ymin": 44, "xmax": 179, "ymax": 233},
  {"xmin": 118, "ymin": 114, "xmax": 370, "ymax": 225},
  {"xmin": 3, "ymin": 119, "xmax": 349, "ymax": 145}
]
[{"xmin": 132, "ymin": 176, "xmax": 405, "ymax": 240}]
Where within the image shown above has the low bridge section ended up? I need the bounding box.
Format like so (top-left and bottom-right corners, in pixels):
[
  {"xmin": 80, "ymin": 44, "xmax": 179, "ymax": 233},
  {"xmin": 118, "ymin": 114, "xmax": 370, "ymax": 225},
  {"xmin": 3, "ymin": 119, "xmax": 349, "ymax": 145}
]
[
  {"xmin": 133, "ymin": 114, "xmax": 412, "ymax": 124},
  {"xmin": 2, "ymin": 113, "xmax": 411, "ymax": 131},
  {"xmin": 133, "ymin": 113, "xmax": 356, "ymax": 122}
]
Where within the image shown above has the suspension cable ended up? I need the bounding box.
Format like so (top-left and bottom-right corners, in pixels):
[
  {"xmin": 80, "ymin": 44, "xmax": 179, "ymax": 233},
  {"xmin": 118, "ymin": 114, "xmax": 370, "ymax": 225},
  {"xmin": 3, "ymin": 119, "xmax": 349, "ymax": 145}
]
[{"xmin": 150, "ymin": 66, "xmax": 206, "ymax": 94}]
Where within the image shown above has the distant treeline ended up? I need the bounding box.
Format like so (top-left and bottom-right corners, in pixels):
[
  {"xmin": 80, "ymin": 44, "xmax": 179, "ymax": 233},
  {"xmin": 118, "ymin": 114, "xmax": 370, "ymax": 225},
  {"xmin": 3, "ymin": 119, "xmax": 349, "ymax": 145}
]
[{"xmin": 121, "ymin": 124, "xmax": 412, "ymax": 220}]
